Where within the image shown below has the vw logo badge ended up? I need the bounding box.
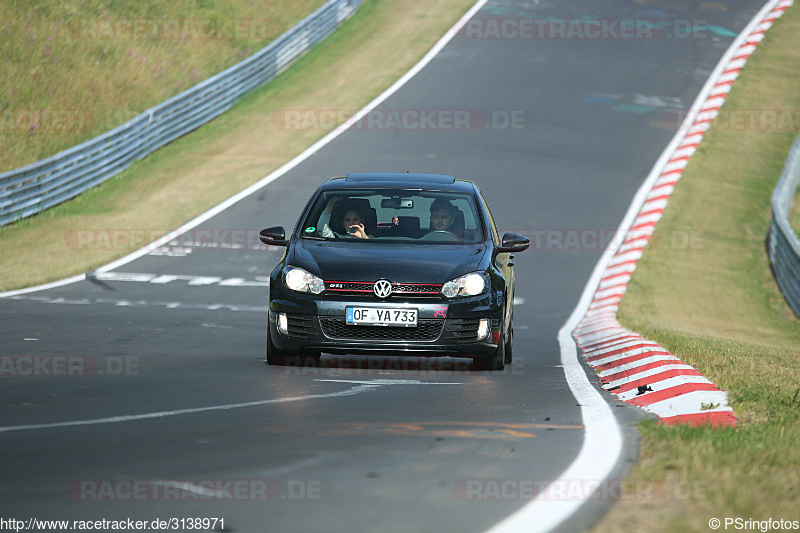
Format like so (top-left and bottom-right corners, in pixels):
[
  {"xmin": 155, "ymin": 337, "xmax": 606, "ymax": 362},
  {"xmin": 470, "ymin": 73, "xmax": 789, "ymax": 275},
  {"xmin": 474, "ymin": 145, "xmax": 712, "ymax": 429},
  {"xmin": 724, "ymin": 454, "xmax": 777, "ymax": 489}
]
[{"xmin": 373, "ymin": 279, "xmax": 393, "ymax": 299}]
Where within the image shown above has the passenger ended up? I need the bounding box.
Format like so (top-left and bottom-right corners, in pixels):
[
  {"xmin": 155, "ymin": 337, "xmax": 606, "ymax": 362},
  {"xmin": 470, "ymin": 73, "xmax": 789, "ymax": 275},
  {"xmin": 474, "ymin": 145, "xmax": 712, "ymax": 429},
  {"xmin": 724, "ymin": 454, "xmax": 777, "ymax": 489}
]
[{"xmin": 321, "ymin": 200, "xmax": 371, "ymax": 239}]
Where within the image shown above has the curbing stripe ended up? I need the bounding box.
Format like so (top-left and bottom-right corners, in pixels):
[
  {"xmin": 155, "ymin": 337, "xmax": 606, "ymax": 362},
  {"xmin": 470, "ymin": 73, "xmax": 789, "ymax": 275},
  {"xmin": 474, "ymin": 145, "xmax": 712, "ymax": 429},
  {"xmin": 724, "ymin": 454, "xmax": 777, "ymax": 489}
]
[{"xmin": 574, "ymin": 0, "xmax": 793, "ymax": 426}]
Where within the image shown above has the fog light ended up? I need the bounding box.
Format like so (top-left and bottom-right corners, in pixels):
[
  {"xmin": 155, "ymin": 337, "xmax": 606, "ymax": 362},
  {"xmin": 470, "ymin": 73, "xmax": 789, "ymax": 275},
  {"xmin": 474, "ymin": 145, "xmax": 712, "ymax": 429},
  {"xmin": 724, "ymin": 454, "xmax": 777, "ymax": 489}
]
[
  {"xmin": 477, "ymin": 318, "xmax": 490, "ymax": 341},
  {"xmin": 277, "ymin": 313, "xmax": 289, "ymax": 335}
]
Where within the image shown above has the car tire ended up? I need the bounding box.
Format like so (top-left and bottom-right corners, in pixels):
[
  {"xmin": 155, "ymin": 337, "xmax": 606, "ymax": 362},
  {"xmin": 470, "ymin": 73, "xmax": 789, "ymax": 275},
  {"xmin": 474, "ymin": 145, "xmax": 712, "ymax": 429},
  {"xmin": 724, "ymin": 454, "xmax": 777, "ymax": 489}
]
[
  {"xmin": 475, "ymin": 326, "xmax": 505, "ymax": 371},
  {"xmin": 504, "ymin": 324, "xmax": 513, "ymax": 365},
  {"xmin": 266, "ymin": 323, "xmax": 289, "ymax": 366}
]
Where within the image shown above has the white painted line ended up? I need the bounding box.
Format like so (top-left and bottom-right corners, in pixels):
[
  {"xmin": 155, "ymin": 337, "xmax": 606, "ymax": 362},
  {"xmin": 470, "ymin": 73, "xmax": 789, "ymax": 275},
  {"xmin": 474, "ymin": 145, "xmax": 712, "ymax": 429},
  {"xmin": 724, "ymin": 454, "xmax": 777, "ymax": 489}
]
[
  {"xmin": 0, "ymin": 384, "xmax": 378, "ymax": 434},
  {"xmin": 486, "ymin": 239, "xmax": 624, "ymax": 533},
  {"xmin": 7, "ymin": 295, "xmax": 267, "ymax": 313},
  {"xmin": 597, "ymin": 355, "xmax": 681, "ymax": 378},
  {"xmin": 603, "ymin": 364, "xmax": 698, "ymax": 390},
  {"xmin": 93, "ymin": 272, "xmax": 269, "ymax": 287},
  {"xmin": 588, "ymin": 345, "xmax": 668, "ymax": 366},
  {"xmin": 643, "ymin": 390, "xmax": 730, "ymax": 418},
  {"xmin": 0, "ymin": 274, "xmax": 87, "ymax": 299},
  {"xmin": 616, "ymin": 375, "xmax": 715, "ymax": 401},
  {"xmin": 314, "ymin": 379, "xmax": 460, "ymax": 386},
  {"xmin": 574, "ymin": 329, "xmax": 630, "ymax": 345}
]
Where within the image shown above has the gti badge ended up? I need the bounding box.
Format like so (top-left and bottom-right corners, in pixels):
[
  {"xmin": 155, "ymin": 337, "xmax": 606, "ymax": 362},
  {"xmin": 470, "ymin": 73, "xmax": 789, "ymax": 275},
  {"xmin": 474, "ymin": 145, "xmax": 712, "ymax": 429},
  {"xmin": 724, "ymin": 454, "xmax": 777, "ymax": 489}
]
[{"xmin": 373, "ymin": 279, "xmax": 393, "ymax": 299}]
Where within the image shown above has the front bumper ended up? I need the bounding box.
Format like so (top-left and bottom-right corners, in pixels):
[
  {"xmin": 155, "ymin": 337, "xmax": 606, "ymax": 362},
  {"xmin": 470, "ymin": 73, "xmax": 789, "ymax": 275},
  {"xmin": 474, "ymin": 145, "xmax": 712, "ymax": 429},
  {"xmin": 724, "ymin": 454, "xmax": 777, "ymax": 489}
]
[{"xmin": 268, "ymin": 293, "xmax": 502, "ymax": 357}]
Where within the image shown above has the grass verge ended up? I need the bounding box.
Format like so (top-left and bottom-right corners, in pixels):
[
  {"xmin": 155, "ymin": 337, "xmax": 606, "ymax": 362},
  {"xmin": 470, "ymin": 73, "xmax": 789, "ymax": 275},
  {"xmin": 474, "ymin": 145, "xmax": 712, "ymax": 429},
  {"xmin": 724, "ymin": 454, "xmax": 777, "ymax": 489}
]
[
  {"xmin": 0, "ymin": 0, "xmax": 325, "ymax": 172},
  {"xmin": 0, "ymin": 0, "xmax": 475, "ymax": 291},
  {"xmin": 593, "ymin": 6, "xmax": 800, "ymax": 532}
]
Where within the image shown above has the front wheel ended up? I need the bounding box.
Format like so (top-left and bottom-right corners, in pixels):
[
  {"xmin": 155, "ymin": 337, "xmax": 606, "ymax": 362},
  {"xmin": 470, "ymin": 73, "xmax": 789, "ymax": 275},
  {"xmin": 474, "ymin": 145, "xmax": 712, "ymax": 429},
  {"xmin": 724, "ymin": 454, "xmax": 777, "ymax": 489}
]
[
  {"xmin": 266, "ymin": 323, "xmax": 289, "ymax": 366},
  {"xmin": 504, "ymin": 324, "xmax": 513, "ymax": 365},
  {"xmin": 474, "ymin": 326, "xmax": 505, "ymax": 371}
]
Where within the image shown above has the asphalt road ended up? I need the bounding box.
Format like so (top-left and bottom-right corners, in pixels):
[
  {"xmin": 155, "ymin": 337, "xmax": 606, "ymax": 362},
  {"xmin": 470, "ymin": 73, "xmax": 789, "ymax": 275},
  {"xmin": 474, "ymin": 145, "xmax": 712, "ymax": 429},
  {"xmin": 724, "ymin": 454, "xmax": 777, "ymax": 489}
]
[{"xmin": 0, "ymin": 1, "xmax": 764, "ymax": 531}]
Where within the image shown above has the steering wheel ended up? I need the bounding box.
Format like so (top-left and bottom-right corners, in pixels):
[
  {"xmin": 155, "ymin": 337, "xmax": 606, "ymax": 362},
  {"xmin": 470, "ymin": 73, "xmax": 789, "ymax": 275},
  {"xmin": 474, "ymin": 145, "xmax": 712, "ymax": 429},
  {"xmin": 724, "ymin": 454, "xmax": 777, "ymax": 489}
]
[{"xmin": 425, "ymin": 230, "xmax": 461, "ymax": 241}]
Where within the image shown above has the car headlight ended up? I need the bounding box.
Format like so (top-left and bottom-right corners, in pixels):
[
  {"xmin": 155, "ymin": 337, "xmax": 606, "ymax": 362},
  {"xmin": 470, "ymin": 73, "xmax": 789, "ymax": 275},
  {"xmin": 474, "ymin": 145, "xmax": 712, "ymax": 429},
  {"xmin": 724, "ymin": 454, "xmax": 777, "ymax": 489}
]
[
  {"xmin": 441, "ymin": 272, "xmax": 487, "ymax": 298},
  {"xmin": 283, "ymin": 266, "xmax": 325, "ymax": 294}
]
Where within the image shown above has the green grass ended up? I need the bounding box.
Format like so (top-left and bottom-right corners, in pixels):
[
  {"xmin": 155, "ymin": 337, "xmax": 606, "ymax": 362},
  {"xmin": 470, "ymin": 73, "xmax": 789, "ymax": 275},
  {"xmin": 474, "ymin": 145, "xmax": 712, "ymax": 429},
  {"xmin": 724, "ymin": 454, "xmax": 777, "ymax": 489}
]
[
  {"xmin": 593, "ymin": 5, "xmax": 800, "ymax": 532},
  {"xmin": 0, "ymin": 0, "xmax": 475, "ymax": 291},
  {"xmin": 0, "ymin": 0, "xmax": 325, "ymax": 172}
]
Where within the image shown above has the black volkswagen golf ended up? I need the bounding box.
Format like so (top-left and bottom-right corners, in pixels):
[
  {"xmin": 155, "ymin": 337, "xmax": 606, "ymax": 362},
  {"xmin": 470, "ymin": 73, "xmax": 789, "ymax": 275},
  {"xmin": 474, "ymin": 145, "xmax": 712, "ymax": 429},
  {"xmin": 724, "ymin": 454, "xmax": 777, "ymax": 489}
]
[{"xmin": 258, "ymin": 173, "xmax": 530, "ymax": 370}]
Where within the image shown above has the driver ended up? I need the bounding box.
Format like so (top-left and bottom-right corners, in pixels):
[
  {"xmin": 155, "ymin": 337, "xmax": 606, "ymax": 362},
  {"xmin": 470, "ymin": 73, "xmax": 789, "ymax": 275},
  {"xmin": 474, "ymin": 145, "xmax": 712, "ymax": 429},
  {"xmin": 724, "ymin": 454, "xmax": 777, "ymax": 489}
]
[{"xmin": 429, "ymin": 199, "xmax": 457, "ymax": 232}]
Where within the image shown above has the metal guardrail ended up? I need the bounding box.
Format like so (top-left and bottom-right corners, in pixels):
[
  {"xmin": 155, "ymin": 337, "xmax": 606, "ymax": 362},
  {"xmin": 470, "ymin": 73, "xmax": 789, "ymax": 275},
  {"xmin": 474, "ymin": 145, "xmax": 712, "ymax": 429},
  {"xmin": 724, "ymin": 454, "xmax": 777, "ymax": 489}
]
[
  {"xmin": 0, "ymin": 0, "xmax": 361, "ymax": 226},
  {"xmin": 769, "ymin": 133, "xmax": 800, "ymax": 317}
]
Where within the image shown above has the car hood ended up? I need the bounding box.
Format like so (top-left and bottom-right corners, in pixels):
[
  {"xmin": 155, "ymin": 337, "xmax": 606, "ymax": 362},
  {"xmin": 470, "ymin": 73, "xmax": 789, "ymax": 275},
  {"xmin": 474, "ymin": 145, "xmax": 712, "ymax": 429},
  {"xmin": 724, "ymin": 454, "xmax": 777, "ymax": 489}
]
[{"xmin": 290, "ymin": 239, "xmax": 488, "ymax": 283}]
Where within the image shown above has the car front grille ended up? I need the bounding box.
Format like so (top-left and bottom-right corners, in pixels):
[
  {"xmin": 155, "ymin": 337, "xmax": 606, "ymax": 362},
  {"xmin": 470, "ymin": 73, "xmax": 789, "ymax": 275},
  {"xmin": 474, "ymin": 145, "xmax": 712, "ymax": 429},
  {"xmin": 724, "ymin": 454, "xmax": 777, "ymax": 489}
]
[
  {"xmin": 319, "ymin": 317, "xmax": 443, "ymax": 341},
  {"xmin": 286, "ymin": 314, "xmax": 314, "ymax": 338},
  {"xmin": 324, "ymin": 281, "xmax": 442, "ymax": 298}
]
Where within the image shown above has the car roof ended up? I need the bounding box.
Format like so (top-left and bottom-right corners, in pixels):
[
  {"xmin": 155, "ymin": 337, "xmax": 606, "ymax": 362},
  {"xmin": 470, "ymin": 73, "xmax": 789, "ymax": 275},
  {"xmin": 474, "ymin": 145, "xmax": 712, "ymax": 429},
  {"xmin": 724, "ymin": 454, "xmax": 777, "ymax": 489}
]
[{"xmin": 319, "ymin": 173, "xmax": 477, "ymax": 193}]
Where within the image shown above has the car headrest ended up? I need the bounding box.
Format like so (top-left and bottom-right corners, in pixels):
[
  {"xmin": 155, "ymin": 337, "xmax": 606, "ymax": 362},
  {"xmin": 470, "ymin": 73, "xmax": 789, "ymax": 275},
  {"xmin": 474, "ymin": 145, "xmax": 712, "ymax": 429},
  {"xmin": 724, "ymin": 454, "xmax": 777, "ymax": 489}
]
[
  {"xmin": 397, "ymin": 216, "xmax": 420, "ymax": 232},
  {"xmin": 452, "ymin": 210, "xmax": 465, "ymax": 237}
]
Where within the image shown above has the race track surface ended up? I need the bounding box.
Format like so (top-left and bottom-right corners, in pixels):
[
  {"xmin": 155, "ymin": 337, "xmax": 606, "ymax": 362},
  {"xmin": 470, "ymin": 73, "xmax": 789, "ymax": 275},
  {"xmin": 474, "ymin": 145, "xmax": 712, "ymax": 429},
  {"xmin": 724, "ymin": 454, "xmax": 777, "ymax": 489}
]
[{"xmin": 0, "ymin": 1, "xmax": 763, "ymax": 531}]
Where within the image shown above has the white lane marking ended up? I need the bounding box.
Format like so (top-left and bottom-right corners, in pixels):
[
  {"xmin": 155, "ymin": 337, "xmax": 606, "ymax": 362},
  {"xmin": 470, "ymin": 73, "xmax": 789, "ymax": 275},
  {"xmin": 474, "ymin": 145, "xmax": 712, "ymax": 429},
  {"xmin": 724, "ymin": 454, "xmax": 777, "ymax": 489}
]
[
  {"xmin": 488, "ymin": 1, "xmax": 790, "ymax": 530},
  {"xmin": 589, "ymin": 346, "xmax": 668, "ymax": 366},
  {"xmin": 597, "ymin": 355, "xmax": 682, "ymax": 378},
  {"xmin": 643, "ymin": 390, "xmax": 731, "ymax": 418},
  {"xmin": 149, "ymin": 480, "xmax": 221, "ymax": 498},
  {"xmin": 616, "ymin": 375, "xmax": 715, "ymax": 402},
  {"xmin": 0, "ymin": 384, "xmax": 379, "ymax": 434},
  {"xmin": 315, "ymin": 379, "xmax": 460, "ymax": 386},
  {"xmin": 148, "ymin": 239, "xmax": 269, "ymax": 257},
  {"xmin": 0, "ymin": 273, "xmax": 87, "ymax": 298},
  {"xmin": 92, "ymin": 272, "xmax": 269, "ymax": 287},
  {"xmin": 603, "ymin": 364, "xmax": 697, "ymax": 390},
  {"xmin": 7, "ymin": 295, "xmax": 266, "ymax": 313},
  {"xmin": 485, "ymin": 296, "xmax": 625, "ymax": 533},
  {"xmin": 513, "ymin": 297, "xmax": 525, "ymax": 305}
]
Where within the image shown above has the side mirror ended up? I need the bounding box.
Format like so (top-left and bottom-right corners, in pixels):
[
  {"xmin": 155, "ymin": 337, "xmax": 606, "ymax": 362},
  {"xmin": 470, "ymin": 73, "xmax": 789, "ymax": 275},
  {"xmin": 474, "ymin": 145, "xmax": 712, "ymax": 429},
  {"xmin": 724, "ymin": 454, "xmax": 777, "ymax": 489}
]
[
  {"xmin": 259, "ymin": 226, "xmax": 288, "ymax": 247},
  {"xmin": 496, "ymin": 232, "xmax": 530, "ymax": 254}
]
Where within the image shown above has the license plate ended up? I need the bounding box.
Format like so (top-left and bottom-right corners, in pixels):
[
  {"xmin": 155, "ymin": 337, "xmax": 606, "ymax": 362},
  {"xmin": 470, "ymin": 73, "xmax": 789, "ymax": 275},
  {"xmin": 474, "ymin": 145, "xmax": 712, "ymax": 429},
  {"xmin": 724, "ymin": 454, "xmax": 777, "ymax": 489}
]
[{"xmin": 346, "ymin": 307, "xmax": 418, "ymax": 327}]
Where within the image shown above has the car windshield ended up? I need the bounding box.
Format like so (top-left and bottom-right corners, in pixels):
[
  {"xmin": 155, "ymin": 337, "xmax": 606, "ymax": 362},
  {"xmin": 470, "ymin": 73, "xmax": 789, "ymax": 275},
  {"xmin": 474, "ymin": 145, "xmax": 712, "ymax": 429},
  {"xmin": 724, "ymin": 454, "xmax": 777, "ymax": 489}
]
[{"xmin": 299, "ymin": 189, "xmax": 485, "ymax": 244}]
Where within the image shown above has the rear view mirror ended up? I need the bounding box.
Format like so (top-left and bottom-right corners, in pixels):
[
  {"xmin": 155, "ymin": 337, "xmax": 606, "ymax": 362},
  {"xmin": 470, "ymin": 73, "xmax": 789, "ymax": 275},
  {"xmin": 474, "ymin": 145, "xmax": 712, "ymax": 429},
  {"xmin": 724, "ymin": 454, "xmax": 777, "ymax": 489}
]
[{"xmin": 381, "ymin": 197, "xmax": 414, "ymax": 209}]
